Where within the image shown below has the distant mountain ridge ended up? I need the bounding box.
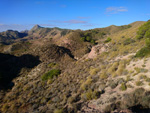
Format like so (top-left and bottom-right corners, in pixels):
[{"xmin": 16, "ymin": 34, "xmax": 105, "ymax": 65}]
[
  {"xmin": 0, "ymin": 25, "xmax": 72, "ymax": 44},
  {"xmin": 0, "ymin": 21, "xmax": 145, "ymax": 45},
  {"xmin": 0, "ymin": 30, "xmax": 28, "ymax": 44},
  {"xmin": 1, "ymin": 20, "xmax": 150, "ymax": 113}
]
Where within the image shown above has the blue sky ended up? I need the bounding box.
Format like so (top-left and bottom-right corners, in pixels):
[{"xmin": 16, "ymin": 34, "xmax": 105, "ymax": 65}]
[{"xmin": 0, "ymin": 0, "xmax": 150, "ymax": 31}]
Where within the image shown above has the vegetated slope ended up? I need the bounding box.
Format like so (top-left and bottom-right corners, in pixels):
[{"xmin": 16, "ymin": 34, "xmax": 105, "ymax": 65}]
[
  {"xmin": 1, "ymin": 21, "xmax": 150, "ymax": 113},
  {"xmin": 0, "ymin": 25, "xmax": 72, "ymax": 45},
  {"xmin": 0, "ymin": 30, "xmax": 28, "ymax": 44},
  {"xmin": 25, "ymin": 25, "xmax": 72, "ymax": 40}
]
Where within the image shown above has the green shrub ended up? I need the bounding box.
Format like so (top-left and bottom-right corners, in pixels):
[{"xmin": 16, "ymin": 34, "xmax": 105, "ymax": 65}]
[
  {"xmin": 134, "ymin": 67, "xmax": 141, "ymax": 73},
  {"xmin": 100, "ymin": 71, "xmax": 108, "ymax": 79},
  {"xmin": 145, "ymin": 77, "xmax": 150, "ymax": 82},
  {"xmin": 84, "ymin": 32, "xmax": 90, "ymax": 36},
  {"xmin": 123, "ymin": 38, "xmax": 135, "ymax": 45},
  {"xmin": 97, "ymin": 32, "xmax": 106, "ymax": 38},
  {"xmin": 90, "ymin": 68, "xmax": 99, "ymax": 75},
  {"xmin": 107, "ymin": 62, "xmax": 119, "ymax": 74},
  {"xmin": 139, "ymin": 74, "xmax": 147, "ymax": 80},
  {"xmin": 48, "ymin": 62, "xmax": 58, "ymax": 68},
  {"xmin": 136, "ymin": 34, "xmax": 144, "ymax": 40},
  {"xmin": 86, "ymin": 36, "xmax": 91, "ymax": 42},
  {"xmin": 145, "ymin": 38, "xmax": 150, "ymax": 47},
  {"xmin": 136, "ymin": 81, "xmax": 143, "ymax": 86},
  {"xmin": 110, "ymin": 81, "xmax": 118, "ymax": 89},
  {"xmin": 104, "ymin": 37, "xmax": 112, "ymax": 43},
  {"xmin": 85, "ymin": 90, "xmax": 93, "ymax": 100},
  {"xmin": 135, "ymin": 47, "xmax": 150, "ymax": 58},
  {"xmin": 80, "ymin": 36, "xmax": 96, "ymax": 44},
  {"xmin": 145, "ymin": 29, "xmax": 150, "ymax": 39},
  {"xmin": 99, "ymin": 32, "xmax": 106, "ymax": 36},
  {"xmin": 127, "ymin": 25, "xmax": 132, "ymax": 28},
  {"xmin": 120, "ymin": 25, "xmax": 132, "ymax": 30},
  {"xmin": 41, "ymin": 69, "xmax": 61, "ymax": 81},
  {"xmin": 80, "ymin": 77, "xmax": 92, "ymax": 90},
  {"xmin": 54, "ymin": 109, "xmax": 64, "ymax": 113},
  {"xmin": 90, "ymin": 39, "xmax": 96, "ymax": 45},
  {"xmin": 81, "ymin": 90, "xmax": 101, "ymax": 100},
  {"xmin": 81, "ymin": 37, "xmax": 86, "ymax": 41},
  {"xmin": 136, "ymin": 20, "xmax": 150, "ymax": 40},
  {"xmin": 116, "ymin": 60, "xmax": 126, "ymax": 76},
  {"xmin": 126, "ymin": 75, "xmax": 132, "ymax": 82},
  {"xmin": 134, "ymin": 67, "xmax": 148, "ymax": 73},
  {"xmin": 120, "ymin": 83, "xmax": 127, "ymax": 91},
  {"xmin": 1, "ymin": 103, "xmax": 9, "ymax": 112},
  {"xmin": 140, "ymin": 68, "xmax": 148, "ymax": 73}
]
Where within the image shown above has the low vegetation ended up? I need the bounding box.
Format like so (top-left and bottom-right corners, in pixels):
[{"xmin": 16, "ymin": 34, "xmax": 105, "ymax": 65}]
[
  {"xmin": 81, "ymin": 89, "xmax": 101, "ymax": 101},
  {"xmin": 135, "ymin": 46, "xmax": 150, "ymax": 58},
  {"xmin": 135, "ymin": 81, "xmax": 143, "ymax": 86},
  {"xmin": 81, "ymin": 36, "xmax": 96, "ymax": 45},
  {"xmin": 48, "ymin": 62, "xmax": 58, "ymax": 68},
  {"xmin": 123, "ymin": 38, "xmax": 135, "ymax": 45},
  {"xmin": 120, "ymin": 82, "xmax": 127, "ymax": 91},
  {"xmin": 89, "ymin": 68, "xmax": 99, "ymax": 75},
  {"xmin": 1, "ymin": 20, "xmax": 150, "ymax": 113},
  {"xmin": 80, "ymin": 77, "xmax": 93, "ymax": 90},
  {"xmin": 41, "ymin": 69, "xmax": 61, "ymax": 81},
  {"xmin": 136, "ymin": 20, "xmax": 150, "ymax": 57},
  {"xmin": 136, "ymin": 20, "xmax": 150, "ymax": 40},
  {"xmin": 120, "ymin": 25, "xmax": 132, "ymax": 30},
  {"xmin": 54, "ymin": 109, "xmax": 64, "ymax": 113},
  {"xmin": 104, "ymin": 37, "xmax": 112, "ymax": 43}
]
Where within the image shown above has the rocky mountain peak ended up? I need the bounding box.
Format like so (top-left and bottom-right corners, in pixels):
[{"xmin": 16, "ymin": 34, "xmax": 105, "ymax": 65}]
[{"xmin": 31, "ymin": 24, "xmax": 42, "ymax": 31}]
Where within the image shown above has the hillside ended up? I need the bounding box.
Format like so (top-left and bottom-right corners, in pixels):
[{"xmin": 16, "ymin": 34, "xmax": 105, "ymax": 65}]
[
  {"xmin": 0, "ymin": 30, "xmax": 28, "ymax": 44},
  {"xmin": 1, "ymin": 20, "xmax": 150, "ymax": 113}
]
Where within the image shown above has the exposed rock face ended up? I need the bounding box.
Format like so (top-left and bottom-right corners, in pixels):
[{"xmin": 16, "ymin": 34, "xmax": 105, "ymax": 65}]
[
  {"xmin": 88, "ymin": 44, "xmax": 109, "ymax": 58},
  {"xmin": 30, "ymin": 25, "xmax": 42, "ymax": 31}
]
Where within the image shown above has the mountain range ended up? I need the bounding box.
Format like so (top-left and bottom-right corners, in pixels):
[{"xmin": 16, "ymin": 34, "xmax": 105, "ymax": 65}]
[{"xmin": 1, "ymin": 20, "xmax": 150, "ymax": 113}]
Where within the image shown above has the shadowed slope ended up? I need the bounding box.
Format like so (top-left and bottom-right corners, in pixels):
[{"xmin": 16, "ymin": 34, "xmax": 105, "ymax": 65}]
[{"xmin": 0, "ymin": 53, "xmax": 40, "ymax": 89}]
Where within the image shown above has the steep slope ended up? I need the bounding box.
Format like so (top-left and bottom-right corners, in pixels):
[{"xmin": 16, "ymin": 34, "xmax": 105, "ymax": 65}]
[
  {"xmin": 0, "ymin": 30, "xmax": 28, "ymax": 44},
  {"xmin": 30, "ymin": 24, "xmax": 42, "ymax": 31},
  {"xmin": 30, "ymin": 43, "xmax": 75, "ymax": 62},
  {"xmin": 0, "ymin": 25, "xmax": 72, "ymax": 45},
  {"xmin": 1, "ymin": 21, "xmax": 150, "ymax": 113},
  {"xmin": 25, "ymin": 25, "xmax": 71, "ymax": 40}
]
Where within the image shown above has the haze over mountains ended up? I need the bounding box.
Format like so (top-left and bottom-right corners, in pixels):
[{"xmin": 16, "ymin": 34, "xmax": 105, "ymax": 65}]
[{"xmin": 1, "ymin": 20, "xmax": 150, "ymax": 113}]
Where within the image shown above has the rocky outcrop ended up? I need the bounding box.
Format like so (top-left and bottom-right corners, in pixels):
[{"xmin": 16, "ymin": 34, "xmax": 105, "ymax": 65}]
[{"xmin": 88, "ymin": 44, "xmax": 109, "ymax": 58}]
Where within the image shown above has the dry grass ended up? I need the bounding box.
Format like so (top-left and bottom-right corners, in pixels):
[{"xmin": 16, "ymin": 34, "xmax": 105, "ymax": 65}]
[
  {"xmin": 135, "ymin": 81, "xmax": 143, "ymax": 86},
  {"xmin": 107, "ymin": 62, "xmax": 119, "ymax": 74},
  {"xmin": 80, "ymin": 77, "xmax": 93, "ymax": 90},
  {"xmin": 100, "ymin": 70, "xmax": 108, "ymax": 79},
  {"xmin": 89, "ymin": 68, "xmax": 100, "ymax": 75}
]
